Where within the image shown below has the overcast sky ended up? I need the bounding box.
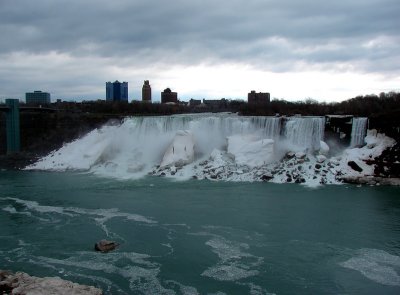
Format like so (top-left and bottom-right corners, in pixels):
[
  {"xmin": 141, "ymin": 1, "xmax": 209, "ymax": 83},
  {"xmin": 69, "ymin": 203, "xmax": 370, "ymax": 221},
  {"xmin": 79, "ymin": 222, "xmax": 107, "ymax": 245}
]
[{"xmin": 0, "ymin": 0, "xmax": 399, "ymax": 102}]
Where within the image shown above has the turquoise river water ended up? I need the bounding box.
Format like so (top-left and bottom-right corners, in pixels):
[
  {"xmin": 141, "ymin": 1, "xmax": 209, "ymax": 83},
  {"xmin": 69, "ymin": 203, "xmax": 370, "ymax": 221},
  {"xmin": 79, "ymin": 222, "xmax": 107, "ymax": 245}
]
[{"xmin": 1, "ymin": 171, "xmax": 399, "ymax": 294}]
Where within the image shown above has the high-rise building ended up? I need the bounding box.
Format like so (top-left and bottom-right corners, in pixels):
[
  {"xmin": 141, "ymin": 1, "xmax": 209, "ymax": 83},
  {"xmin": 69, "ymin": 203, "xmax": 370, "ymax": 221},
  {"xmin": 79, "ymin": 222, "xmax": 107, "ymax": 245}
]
[
  {"xmin": 161, "ymin": 88, "xmax": 178, "ymax": 104},
  {"xmin": 25, "ymin": 91, "xmax": 51, "ymax": 105},
  {"xmin": 142, "ymin": 80, "xmax": 151, "ymax": 102},
  {"xmin": 106, "ymin": 81, "xmax": 128, "ymax": 102},
  {"xmin": 248, "ymin": 91, "xmax": 270, "ymax": 104}
]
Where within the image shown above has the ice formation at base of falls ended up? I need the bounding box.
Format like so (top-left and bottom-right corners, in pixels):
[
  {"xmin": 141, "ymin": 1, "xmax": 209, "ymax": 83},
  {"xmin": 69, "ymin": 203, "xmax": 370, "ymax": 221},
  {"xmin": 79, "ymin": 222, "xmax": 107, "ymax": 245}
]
[{"xmin": 26, "ymin": 114, "xmax": 394, "ymax": 186}]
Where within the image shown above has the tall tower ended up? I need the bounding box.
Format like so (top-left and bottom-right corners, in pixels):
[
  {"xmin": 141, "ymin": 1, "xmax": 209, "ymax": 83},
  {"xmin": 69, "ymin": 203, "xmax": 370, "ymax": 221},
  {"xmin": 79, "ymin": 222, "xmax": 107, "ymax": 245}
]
[
  {"xmin": 142, "ymin": 80, "xmax": 151, "ymax": 102},
  {"xmin": 106, "ymin": 81, "xmax": 128, "ymax": 102}
]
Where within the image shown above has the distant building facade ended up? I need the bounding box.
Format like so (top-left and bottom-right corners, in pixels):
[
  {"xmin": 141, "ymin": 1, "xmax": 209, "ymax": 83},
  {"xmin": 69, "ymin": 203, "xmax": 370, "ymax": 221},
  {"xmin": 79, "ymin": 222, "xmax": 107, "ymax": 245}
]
[
  {"xmin": 106, "ymin": 81, "xmax": 128, "ymax": 102},
  {"xmin": 142, "ymin": 80, "xmax": 152, "ymax": 102},
  {"xmin": 189, "ymin": 98, "xmax": 201, "ymax": 106},
  {"xmin": 202, "ymin": 98, "xmax": 228, "ymax": 108},
  {"xmin": 25, "ymin": 91, "xmax": 51, "ymax": 105},
  {"xmin": 161, "ymin": 88, "xmax": 178, "ymax": 104},
  {"xmin": 248, "ymin": 91, "xmax": 270, "ymax": 104}
]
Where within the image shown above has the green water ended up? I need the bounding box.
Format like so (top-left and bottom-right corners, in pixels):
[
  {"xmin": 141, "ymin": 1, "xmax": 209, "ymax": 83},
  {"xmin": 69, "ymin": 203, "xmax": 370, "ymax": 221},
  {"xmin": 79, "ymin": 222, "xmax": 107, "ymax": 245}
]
[{"xmin": 1, "ymin": 171, "xmax": 399, "ymax": 294}]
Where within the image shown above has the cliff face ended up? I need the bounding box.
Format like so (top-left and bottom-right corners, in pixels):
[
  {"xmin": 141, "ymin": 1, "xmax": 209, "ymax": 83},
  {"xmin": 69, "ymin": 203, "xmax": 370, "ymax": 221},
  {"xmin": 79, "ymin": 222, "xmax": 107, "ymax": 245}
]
[{"xmin": 0, "ymin": 112, "xmax": 122, "ymax": 169}]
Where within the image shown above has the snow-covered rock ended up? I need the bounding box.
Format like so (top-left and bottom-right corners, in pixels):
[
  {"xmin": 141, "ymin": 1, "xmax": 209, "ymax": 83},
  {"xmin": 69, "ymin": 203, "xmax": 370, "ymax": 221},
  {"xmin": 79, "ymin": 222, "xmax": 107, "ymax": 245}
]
[
  {"xmin": 335, "ymin": 130, "xmax": 396, "ymax": 178},
  {"xmin": 160, "ymin": 130, "xmax": 195, "ymax": 168},
  {"xmin": 227, "ymin": 135, "xmax": 274, "ymax": 168},
  {"xmin": 0, "ymin": 270, "xmax": 102, "ymax": 295},
  {"xmin": 319, "ymin": 141, "xmax": 330, "ymax": 155},
  {"xmin": 295, "ymin": 152, "xmax": 306, "ymax": 159},
  {"xmin": 316, "ymin": 155, "xmax": 327, "ymax": 163}
]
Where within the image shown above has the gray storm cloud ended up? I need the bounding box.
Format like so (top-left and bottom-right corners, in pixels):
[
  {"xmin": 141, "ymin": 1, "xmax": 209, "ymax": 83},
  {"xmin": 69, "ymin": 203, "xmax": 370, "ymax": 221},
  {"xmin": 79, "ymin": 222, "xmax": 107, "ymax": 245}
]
[{"xmin": 0, "ymin": 0, "xmax": 399, "ymax": 100}]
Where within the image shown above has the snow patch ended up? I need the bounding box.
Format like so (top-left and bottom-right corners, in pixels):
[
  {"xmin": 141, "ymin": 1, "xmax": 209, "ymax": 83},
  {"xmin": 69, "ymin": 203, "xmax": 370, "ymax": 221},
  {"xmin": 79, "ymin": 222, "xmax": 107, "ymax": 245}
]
[{"xmin": 227, "ymin": 135, "xmax": 274, "ymax": 167}]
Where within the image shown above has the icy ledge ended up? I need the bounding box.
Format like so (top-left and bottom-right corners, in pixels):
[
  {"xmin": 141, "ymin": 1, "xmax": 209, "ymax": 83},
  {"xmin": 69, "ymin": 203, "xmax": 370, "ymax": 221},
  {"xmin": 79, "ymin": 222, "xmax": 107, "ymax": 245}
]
[
  {"xmin": 0, "ymin": 270, "xmax": 102, "ymax": 295},
  {"xmin": 153, "ymin": 130, "xmax": 397, "ymax": 186}
]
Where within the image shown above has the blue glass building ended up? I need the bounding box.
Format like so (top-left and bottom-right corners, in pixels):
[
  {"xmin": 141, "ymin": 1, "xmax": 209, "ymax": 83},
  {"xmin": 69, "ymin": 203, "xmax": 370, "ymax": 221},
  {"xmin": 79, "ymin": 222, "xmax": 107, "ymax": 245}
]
[{"xmin": 106, "ymin": 81, "xmax": 128, "ymax": 102}]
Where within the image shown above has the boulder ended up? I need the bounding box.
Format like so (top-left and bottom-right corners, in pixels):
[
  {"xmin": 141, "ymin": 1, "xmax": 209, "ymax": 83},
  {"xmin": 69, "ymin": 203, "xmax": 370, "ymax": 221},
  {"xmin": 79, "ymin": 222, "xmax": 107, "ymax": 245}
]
[
  {"xmin": 319, "ymin": 141, "xmax": 330, "ymax": 155},
  {"xmin": 260, "ymin": 174, "xmax": 273, "ymax": 181},
  {"xmin": 286, "ymin": 152, "xmax": 295, "ymax": 159},
  {"xmin": 0, "ymin": 270, "xmax": 102, "ymax": 295},
  {"xmin": 347, "ymin": 161, "xmax": 363, "ymax": 172},
  {"xmin": 94, "ymin": 240, "xmax": 119, "ymax": 253},
  {"xmin": 295, "ymin": 152, "xmax": 306, "ymax": 159},
  {"xmin": 316, "ymin": 155, "xmax": 327, "ymax": 163}
]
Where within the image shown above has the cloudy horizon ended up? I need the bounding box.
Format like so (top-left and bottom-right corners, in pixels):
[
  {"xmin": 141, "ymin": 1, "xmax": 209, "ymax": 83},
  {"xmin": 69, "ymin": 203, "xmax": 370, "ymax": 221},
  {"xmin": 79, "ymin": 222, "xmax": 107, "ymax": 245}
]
[{"xmin": 0, "ymin": 0, "xmax": 399, "ymax": 102}]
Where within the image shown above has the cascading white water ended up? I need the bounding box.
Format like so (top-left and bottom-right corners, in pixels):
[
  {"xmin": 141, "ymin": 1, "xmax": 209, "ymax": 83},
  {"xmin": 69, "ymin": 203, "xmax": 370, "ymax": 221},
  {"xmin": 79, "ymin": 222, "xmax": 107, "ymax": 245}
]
[
  {"xmin": 284, "ymin": 117, "xmax": 325, "ymax": 151},
  {"xmin": 29, "ymin": 114, "xmax": 281, "ymax": 177},
  {"xmin": 29, "ymin": 114, "xmax": 328, "ymax": 179},
  {"xmin": 350, "ymin": 117, "xmax": 368, "ymax": 147}
]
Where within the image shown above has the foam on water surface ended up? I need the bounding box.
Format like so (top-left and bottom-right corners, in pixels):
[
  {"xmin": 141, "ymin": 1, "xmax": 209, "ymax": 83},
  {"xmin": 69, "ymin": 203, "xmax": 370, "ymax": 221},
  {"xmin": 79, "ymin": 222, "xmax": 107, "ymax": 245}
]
[
  {"xmin": 30, "ymin": 251, "xmax": 175, "ymax": 295},
  {"xmin": 2, "ymin": 197, "xmax": 155, "ymax": 224},
  {"xmin": 340, "ymin": 248, "xmax": 400, "ymax": 286},
  {"xmin": 201, "ymin": 235, "xmax": 263, "ymax": 282}
]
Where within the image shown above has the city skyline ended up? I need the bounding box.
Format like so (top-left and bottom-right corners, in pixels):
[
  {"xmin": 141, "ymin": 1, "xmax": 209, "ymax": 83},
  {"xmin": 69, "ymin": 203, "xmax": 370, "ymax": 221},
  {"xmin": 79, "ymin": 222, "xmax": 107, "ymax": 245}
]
[{"xmin": 0, "ymin": 0, "xmax": 399, "ymax": 102}]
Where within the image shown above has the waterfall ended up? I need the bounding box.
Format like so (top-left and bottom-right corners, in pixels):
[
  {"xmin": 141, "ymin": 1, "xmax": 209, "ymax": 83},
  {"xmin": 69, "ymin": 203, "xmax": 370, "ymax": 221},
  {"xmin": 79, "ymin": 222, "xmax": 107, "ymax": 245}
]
[
  {"xmin": 284, "ymin": 117, "xmax": 325, "ymax": 151},
  {"xmin": 350, "ymin": 117, "xmax": 368, "ymax": 147},
  {"xmin": 29, "ymin": 114, "xmax": 327, "ymax": 178},
  {"xmin": 127, "ymin": 114, "xmax": 282, "ymax": 157}
]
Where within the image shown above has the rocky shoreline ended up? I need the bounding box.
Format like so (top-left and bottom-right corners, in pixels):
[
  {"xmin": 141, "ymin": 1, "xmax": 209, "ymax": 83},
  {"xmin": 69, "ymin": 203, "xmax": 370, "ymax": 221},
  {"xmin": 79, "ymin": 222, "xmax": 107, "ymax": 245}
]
[
  {"xmin": 0, "ymin": 270, "xmax": 102, "ymax": 295},
  {"xmin": 0, "ymin": 153, "xmax": 40, "ymax": 170},
  {"xmin": 340, "ymin": 176, "xmax": 400, "ymax": 186}
]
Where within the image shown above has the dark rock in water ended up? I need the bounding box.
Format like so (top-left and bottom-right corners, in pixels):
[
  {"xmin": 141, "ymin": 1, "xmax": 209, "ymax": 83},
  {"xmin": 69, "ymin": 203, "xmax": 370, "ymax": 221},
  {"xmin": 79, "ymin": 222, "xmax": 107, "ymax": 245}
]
[
  {"xmin": 260, "ymin": 174, "xmax": 273, "ymax": 181},
  {"xmin": 295, "ymin": 177, "xmax": 306, "ymax": 184},
  {"xmin": 348, "ymin": 161, "xmax": 363, "ymax": 172},
  {"xmin": 315, "ymin": 164, "xmax": 322, "ymax": 169},
  {"xmin": 95, "ymin": 240, "xmax": 119, "ymax": 253}
]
